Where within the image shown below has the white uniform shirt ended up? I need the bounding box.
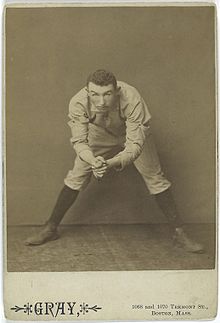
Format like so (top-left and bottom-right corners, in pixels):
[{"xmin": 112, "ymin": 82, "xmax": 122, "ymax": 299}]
[{"xmin": 68, "ymin": 81, "xmax": 151, "ymax": 169}]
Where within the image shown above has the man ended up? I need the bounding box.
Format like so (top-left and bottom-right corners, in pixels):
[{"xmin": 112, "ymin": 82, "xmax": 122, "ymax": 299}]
[{"xmin": 25, "ymin": 69, "xmax": 203, "ymax": 253}]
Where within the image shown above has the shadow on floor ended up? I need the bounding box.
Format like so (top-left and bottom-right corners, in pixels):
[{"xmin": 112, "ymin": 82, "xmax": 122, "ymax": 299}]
[{"xmin": 7, "ymin": 223, "xmax": 215, "ymax": 272}]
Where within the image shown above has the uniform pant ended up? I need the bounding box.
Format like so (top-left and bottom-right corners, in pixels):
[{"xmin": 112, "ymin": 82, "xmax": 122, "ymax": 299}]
[{"xmin": 64, "ymin": 124, "xmax": 171, "ymax": 194}]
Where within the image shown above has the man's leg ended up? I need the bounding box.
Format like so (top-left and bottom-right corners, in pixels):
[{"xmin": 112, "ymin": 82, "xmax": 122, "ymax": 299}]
[
  {"xmin": 134, "ymin": 132, "xmax": 204, "ymax": 253},
  {"xmin": 25, "ymin": 156, "xmax": 92, "ymax": 246},
  {"xmin": 154, "ymin": 188, "xmax": 204, "ymax": 252},
  {"xmin": 154, "ymin": 188, "xmax": 182, "ymax": 230},
  {"xmin": 24, "ymin": 186, "xmax": 79, "ymax": 245},
  {"xmin": 25, "ymin": 127, "xmax": 121, "ymax": 247}
]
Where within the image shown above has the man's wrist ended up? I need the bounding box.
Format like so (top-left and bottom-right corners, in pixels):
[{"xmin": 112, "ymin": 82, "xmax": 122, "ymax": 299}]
[
  {"xmin": 79, "ymin": 150, "xmax": 96, "ymax": 165},
  {"xmin": 106, "ymin": 156, "xmax": 121, "ymax": 169}
]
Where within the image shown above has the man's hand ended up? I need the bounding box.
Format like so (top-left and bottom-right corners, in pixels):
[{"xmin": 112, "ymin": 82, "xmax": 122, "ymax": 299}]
[
  {"xmin": 92, "ymin": 156, "xmax": 105, "ymax": 168},
  {"xmin": 92, "ymin": 156, "xmax": 108, "ymax": 179}
]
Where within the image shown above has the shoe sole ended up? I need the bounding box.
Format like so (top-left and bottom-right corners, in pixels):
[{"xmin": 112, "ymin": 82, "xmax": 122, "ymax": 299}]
[
  {"xmin": 24, "ymin": 234, "xmax": 59, "ymax": 246},
  {"xmin": 174, "ymin": 241, "xmax": 205, "ymax": 253}
]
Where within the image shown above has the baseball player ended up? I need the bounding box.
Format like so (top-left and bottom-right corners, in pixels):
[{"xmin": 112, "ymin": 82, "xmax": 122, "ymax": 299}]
[{"xmin": 25, "ymin": 69, "xmax": 203, "ymax": 253}]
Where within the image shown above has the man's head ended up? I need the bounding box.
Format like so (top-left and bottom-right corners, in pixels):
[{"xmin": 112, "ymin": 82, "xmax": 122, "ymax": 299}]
[{"xmin": 86, "ymin": 69, "xmax": 120, "ymax": 110}]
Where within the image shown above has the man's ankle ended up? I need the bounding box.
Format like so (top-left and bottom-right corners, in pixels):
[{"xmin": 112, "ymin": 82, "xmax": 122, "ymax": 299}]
[{"xmin": 44, "ymin": 220, "xmax": 58, "ymax": 231}]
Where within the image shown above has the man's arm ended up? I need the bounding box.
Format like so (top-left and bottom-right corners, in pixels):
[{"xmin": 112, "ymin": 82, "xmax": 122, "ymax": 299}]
[
  {"xmin": 108, "ymin": 99, "xmax": 151, "ymax": 170},
  {"xmin": 106, "ymin": 156, "xmax": 121, "ymax": 169},
  {"xmin": 79, "ymin": 150, "xmax": 99, "ymax": 166},
  {"xmin": 68, "ymin": 99, "xmax": 105, "ymax": 168},
  {"xmin": 68, "ymin": 99, "xmax": 91, "ymax": 154}
]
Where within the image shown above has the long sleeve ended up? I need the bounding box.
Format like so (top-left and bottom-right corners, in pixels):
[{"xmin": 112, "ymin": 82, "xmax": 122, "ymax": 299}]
[
  {"xmin": 67, "ymin": 98, "xmax": 92, "ymax": 156},
  {"xmin": 115, "ymin": 98, "xmax": 151, "ymax": 170}
]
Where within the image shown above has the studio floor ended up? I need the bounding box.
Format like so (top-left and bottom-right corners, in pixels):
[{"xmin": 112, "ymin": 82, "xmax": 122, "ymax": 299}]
[{"xmin": 7, "ymin": 223, "xmax": 215, "ymax": 272}]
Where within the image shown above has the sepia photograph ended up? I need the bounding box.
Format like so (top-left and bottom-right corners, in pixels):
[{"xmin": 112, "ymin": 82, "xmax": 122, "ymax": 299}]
[{"xmin": 3, "ymin": 2, "xmax": 217, "ymax": 321}]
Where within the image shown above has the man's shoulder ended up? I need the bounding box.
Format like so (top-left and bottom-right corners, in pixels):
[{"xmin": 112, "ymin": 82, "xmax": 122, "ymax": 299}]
[
  {"xmin": 118, "ymin": 81, "xmax": 142, "ymax": 106},
  {"xmin": 118, "ymin": 81, "xmax": 151, "ymax": 120},
  {"xmin": 69, "ymin": 87, "xmax": 88, "ymax": 109}
]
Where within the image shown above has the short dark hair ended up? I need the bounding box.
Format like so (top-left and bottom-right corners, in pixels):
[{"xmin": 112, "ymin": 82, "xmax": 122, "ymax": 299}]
[{"xmin": 86, "ymin": 69, "xmax": 117, "ymax": 89}]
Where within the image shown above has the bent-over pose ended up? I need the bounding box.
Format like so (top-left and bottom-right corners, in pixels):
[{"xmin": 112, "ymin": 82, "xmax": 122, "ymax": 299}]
[{"xmin": 25, "ymin": 69, "xmax": 204, "ymax": 253}]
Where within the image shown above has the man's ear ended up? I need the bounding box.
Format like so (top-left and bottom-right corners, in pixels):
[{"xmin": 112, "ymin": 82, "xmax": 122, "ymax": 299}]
[{"xmin": 116, "ymin": 86, "xmax": 121, "ymax": 94}]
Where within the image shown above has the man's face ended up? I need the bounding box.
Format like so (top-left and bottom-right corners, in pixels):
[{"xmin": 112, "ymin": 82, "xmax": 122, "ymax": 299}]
[{"xmin": 87, "ymin": 82, "xmax": 119, "ymax": 111}]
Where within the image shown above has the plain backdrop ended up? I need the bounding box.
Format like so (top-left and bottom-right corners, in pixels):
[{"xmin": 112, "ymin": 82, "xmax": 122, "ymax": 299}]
[{"xmin": 5, "ymin": 6, "xmax": 216, "ymax": 225}]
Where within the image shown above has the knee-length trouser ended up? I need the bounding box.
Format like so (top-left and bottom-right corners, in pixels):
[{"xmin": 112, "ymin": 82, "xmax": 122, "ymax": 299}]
[{"xmin": 64, "ymin": 125, "xmax": 171, "ymax": 195}]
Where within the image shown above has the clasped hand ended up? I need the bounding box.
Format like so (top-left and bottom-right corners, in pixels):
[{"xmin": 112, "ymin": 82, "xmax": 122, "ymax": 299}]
[{"xmin": 91, "ymin": 156, "xmax": 108, "ymax": 179}]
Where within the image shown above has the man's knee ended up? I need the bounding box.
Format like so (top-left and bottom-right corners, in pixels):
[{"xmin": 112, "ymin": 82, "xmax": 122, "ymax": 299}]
[
  {"xmin": 147, "ymin": 176, "xmax": 172, "ymax": 195},
  {"xmin": 138, "ymin": 169, "xmax": 172, "ymax": 195},
  {"xmin": 64, "ymin": 174, "xmax": 91, "ymax": 191},
  {"xmin": 64, "ymin": 157, "xmax": 92, "ymax": 191}
]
